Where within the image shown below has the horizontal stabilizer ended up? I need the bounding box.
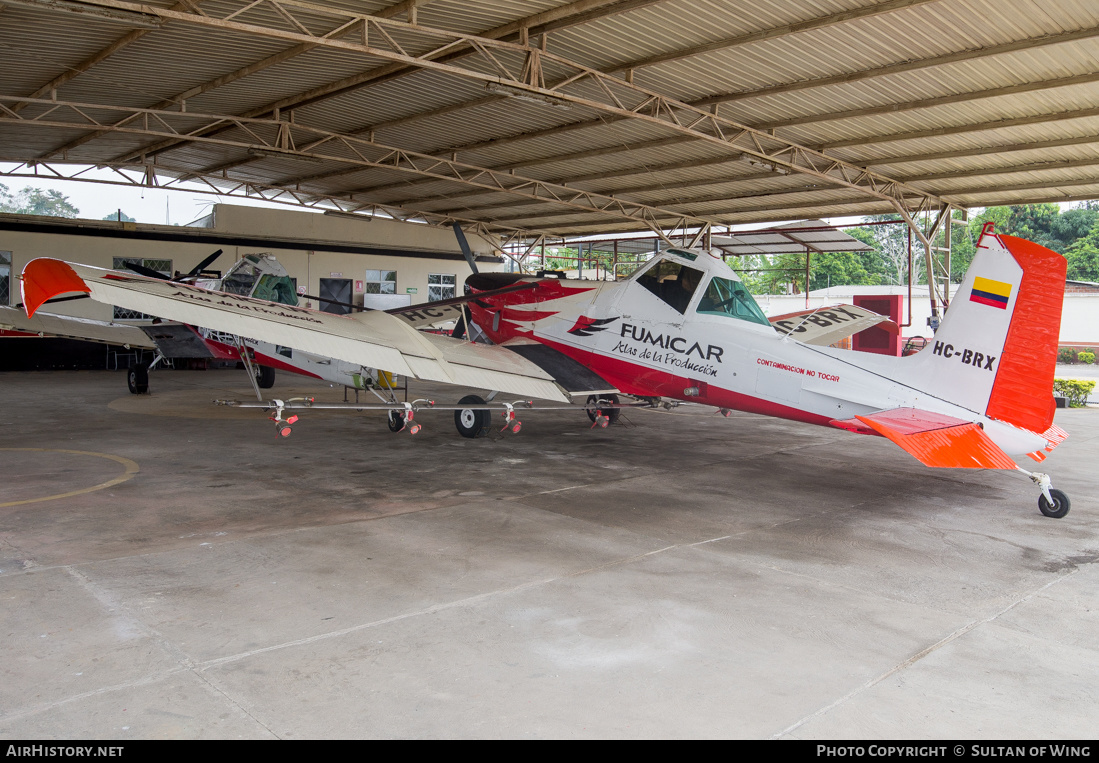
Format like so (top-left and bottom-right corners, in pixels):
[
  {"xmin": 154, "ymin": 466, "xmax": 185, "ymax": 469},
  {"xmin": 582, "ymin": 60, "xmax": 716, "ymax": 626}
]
[
  {"xmin": 855, "ymin": 408, "xmax": 1018, "ymax": 470},
  {"xmin": 1026, "ymin": 423, "xmax": 1069, "ymax": 462}
]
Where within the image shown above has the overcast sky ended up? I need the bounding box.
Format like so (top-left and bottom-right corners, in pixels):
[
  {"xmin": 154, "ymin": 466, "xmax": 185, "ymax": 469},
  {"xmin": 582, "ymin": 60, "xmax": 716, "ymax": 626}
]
[{"xmin": 0, "ymin": 164, "xmax": 301, "ymax": 227}]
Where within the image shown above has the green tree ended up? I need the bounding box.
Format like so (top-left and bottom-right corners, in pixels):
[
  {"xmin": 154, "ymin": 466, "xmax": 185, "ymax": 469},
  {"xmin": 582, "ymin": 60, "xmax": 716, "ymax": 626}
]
[
  {"xmin": 807, "ymin": 250, "xmax": 874, "ymax": 290},
  {"xmin": 946, "ymin": 208, "xmax": 978, "ymax": 280},
  {"xmin": 1049, "ymin": 206, "xmax": 1099, "ymax": 251},
  {"xmin": 102, "ymin": 210, "xmax": 136, "ymax": 222},
  {"xmin": 856, "ymin": 215, "xmax": 916, "ymax": 285},
  {"xmin": 0, "ymin": 183, "xmax": 80, "ymax": 218},
  {"xmin": 844, "ymin": 226, "xmax": 892, "ymax": 285},
  {"xmin": 1063, "ymin": 221, "xmax": 1099, "ymax": 282},
  {"xmin": 1006, "ymin": 203, "xmax": 1061, "ymax": 250}
]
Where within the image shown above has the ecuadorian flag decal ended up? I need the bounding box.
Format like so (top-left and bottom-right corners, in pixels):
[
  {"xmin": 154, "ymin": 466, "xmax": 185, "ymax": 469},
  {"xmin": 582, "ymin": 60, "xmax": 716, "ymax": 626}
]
[{"xmin": 970, "ymin": 276, "xmax": 1012, "ymax": 310}]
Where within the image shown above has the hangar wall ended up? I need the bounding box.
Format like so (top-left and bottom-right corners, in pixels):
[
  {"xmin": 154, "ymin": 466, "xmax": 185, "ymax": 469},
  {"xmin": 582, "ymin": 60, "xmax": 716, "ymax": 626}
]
[{"xmin": 0, "ymin": 204, "xmax": 504, "ymax": 323}]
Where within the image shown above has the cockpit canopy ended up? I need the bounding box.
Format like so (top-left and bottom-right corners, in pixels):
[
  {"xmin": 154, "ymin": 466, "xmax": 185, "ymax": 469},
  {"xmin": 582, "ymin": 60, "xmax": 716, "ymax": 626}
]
[
  {"xmin": 213, "ymin": 254, "xmax": 299, "ymax": 307},
  {"xmin": 631, "ymin": 248, "xmax": 770, "ymax": 327}
]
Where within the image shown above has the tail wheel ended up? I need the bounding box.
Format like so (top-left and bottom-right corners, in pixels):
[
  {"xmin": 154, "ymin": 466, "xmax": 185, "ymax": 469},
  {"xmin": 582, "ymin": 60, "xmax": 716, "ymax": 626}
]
[
  {"xmin": 455, "ymin": 394, "xmax": 490, "ymax": 438},
  {"xmin": 1039, "ymin": 488, "xmax": 1070, "ymax": 518},
  {"xmin": 387, "ymin": 410, "xmax": 406, "ymax": 432},
  {"xmin": 255, "ymin": 365, "xmax": 276, "ymax": 389},
  {"xmin": 586, "ymin": 394, "xmax": 620, "ymax": 425},
  {"xmin": 127, "ymin": 363, "xmax": 149, "ymax": 394}
]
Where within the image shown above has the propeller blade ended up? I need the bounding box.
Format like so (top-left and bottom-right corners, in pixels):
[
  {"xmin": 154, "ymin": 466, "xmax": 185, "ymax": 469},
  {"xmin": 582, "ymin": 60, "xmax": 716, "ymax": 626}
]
[
  {"xmin": 452, "ymin": 223, "xmax": 478, "ymax": 275},
  {"xmin": 123, "ymin": 262, "xmax": 171, "ymax": 280},
  {"xmin": 451, "ymin": 305, "xmax": 468, "ymax": 340},
  {"xmin": 187, "ymin": 249, "xmax": 223, "ymax": 278}
]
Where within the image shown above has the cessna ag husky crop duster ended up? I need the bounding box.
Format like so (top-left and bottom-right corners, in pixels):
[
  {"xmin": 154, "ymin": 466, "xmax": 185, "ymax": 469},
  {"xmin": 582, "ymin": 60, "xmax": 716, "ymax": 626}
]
[
  {"xmin": 3, "ymin": 252, "xmax": 388, "ymax": 398},
  {"xmin": 19, "ymin": 227, "xmax": 1071, "ymax": 517}
]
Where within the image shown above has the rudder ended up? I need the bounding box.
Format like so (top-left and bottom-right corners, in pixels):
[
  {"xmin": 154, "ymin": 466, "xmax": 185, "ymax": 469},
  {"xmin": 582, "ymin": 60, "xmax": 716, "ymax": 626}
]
[
  {"xmin": 984, "ymin": 234, "xmax": 1065, "ymax": 432},
  {"xmin": 908, "ymin": 230, "xmax": 1065, "ymax": 433}
]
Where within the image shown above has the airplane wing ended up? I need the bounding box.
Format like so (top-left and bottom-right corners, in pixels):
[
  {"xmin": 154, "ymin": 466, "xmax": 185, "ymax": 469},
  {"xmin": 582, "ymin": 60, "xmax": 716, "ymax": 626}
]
[
  {"xmin": 0, "ymin": 305, "xmax": 156, "ymax": 349},
  {"xmin": 769, "ymin": 304, "xmax": 898, "ymax": 346},
  {"xmin": 391, "ymin": 302, "xmax": 466, "ymax": 331},
  {"xmin": 387, "ymin": 281, "xmax": 537, "ymax": 331},
  {"xmin": 20, "ymin": 259, "xmax": 570, "ymax": 403}
]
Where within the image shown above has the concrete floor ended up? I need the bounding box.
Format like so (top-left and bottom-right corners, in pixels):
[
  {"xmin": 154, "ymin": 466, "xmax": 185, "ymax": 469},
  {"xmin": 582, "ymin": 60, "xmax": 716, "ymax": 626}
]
[{"xmin": 1, "ymin": 368, "xmax": 1097, "ymax": 740}]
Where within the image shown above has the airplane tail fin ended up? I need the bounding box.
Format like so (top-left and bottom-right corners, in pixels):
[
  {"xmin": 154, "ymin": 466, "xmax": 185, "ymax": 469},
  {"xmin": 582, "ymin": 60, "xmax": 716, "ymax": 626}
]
[{"xmin": 906, "ymin": 227, "xmax": 1065, "ymax": 434}]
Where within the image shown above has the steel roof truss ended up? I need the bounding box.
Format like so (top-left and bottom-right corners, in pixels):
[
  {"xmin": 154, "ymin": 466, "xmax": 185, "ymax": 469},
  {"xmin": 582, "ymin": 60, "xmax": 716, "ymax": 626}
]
[{"xmin": 44, "ymin": 0, "xmax": 938, "ymax": 213}]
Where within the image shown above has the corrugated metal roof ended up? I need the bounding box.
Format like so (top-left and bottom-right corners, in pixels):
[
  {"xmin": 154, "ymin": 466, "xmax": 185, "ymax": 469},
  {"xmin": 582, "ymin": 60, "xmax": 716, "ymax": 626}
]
[{"xmin": 1, "ymin": 0, "xmax": 1097, "ymax": 239}]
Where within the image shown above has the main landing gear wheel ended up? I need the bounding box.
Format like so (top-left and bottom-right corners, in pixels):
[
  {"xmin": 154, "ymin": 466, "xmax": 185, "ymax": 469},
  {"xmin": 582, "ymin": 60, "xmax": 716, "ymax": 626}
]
[
  {"xmin": 1039, "ymin": 488, "xmax": 1070, "ymax": 519},
  {"xmin": 455, "ymin": 394, "xmax": 490, "ymax": 438},
  {"xmin": 586, "ymin": 394, "xmax": 620, "ymax": 426},
  {"xmin": 387, "ymin": 410, "xmax": 406, "ymax": 432},
  {"xmin": 127, "ymin": 363, "xmax": 149, "ymax": 394},
  {"xmin": 255, "ymin": 365, "xmax": 276, "ymax": 389}
]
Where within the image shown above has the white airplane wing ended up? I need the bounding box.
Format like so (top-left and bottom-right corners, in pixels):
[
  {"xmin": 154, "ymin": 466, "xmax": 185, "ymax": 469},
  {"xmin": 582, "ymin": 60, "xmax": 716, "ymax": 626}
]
[
  {"xmin": 20, "ymin": 259, "xmax": 569, "ymax": 403},
  {"xmin": 768, "ymin": 304, "xmax": 898, "ymax": 346},
  {"xmin": 392, "ymin": 302, "xmax": 465, "ymax": 331},
  {"xmin": 0, "ymin": 305, "xmax": 156, "ymax": 349}
]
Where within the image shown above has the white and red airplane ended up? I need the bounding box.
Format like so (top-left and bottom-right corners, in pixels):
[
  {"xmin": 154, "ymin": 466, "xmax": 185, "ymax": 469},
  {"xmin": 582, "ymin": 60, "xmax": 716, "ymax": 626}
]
[
  {"xmin": 18, "ymin": 226, "xmax": 1071, "ymax": 517},
  {"xmin": 3, "ymin": 252, "xmax": 389, "ymax": 398}
]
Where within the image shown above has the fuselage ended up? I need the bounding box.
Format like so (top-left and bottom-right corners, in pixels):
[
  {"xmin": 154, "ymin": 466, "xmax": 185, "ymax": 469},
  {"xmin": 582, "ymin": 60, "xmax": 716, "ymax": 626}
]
[{"xmin": 467, "ymin": 248, "xmax": 1046, "ymax": 456}]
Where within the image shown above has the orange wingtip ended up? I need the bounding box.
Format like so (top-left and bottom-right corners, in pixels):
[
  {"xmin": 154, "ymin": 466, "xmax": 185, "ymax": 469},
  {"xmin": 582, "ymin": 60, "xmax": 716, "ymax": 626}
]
[{"xmin": 20, "ymin": 259, "xmax": 90, "ymax": 317}]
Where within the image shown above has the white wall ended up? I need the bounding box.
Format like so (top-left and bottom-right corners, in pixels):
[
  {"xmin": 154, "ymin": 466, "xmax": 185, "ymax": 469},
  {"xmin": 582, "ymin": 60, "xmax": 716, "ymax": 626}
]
[
  {"xmin": 211, "ymin": 205, "xmax": 498, "ymax": 256},
  {"xmin": 1, "ymin": 205, "xmax": 502, "ymax": 321}
]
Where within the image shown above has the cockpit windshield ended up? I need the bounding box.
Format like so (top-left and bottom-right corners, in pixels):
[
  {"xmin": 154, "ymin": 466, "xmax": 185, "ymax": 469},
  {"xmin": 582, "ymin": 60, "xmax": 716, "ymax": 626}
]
[
  {"xmin": 220, "ymin": 255, "xmax": 298, "ymax": 306},
  {"xmin": 253, "ymin": 274, "xmax": 298, "ymax": 305},
  {"xmin": 696, "ymin": 277, "xmax": 770, "ymax": 326},
  {"xmin": 635, "ymin": 258, "xmax": 705, "ymax": 314}
]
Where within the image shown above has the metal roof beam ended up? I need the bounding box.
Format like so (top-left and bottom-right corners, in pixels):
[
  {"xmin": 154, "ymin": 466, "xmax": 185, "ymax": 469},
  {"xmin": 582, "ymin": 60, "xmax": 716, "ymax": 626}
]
[
  {"xmin": 896, "ymin": 157, "xmax": 1099, "ymax": 184},
  {"xmin": 39, "ymin": 0, "xmax": 432, "ymax": 159},
  {"xmin": 424, "ymin": 156, "xmax": 1099, "ymax": 219},
  {"xmin": 693, "ymin": 25, "xmax": 1099, "ymax": 110},
  {"xmin": 432, "ymin": 154, "xmax": 1099, "ymax": 217},
  {"xmin": 554, "ymin": 197, "xmax": 899, "ymax": 232},
  {"xmin": 414, "ymin": 169, "xmax": 784, "ymax": 216},
  {"xmin": 12, "ymin": 0, "xmax": 215, "ymax": 117},
  {"xmin": 333, "ymin": 0, "xmax": 939, "ymax": 141},
  {"xmin": 957, "ymin": 191, "xmax": 1099, "ymax": 207},
  {"xmin": 0, "ymin": 96, "xmax": 712, "ymax": 240},
  {"xmin": 363, "ymin": 23, "xmax": 1099, "ymax": 176},
  {"xmin": 603, "ymin": 0, "xmax": 940, "ymax": 76},
  {"xmin": 38, "ymin": 0, "xmax": 937, "ymax": 211},
  {"xmin": 934, "ymin": 176, "xmax": 1099, "ymax": 197},
  {"xmin": 854, "ymin": 135, "xmax": 1099, "ymax": 167},
  {"xmin": 755, "ymin": 71, "xmax": 1099, "ymax": 131},
  {"xmin": 817, "ymin": 107, "xmax": 1099, "ymax": 150},
  {"xmin": 107, "ymin": 0, "xmax": 669, "ymax": 166},
  {"xmin": 483, "ymin": 182, "xmax": 855, "ymax": 224},
  {"xmin": 330, "ymin": 135, "xmax": 700, "ymax": 200},
  {"xmin": 0, "ymin": 157, "xmax": 536, "ymax": 241}
]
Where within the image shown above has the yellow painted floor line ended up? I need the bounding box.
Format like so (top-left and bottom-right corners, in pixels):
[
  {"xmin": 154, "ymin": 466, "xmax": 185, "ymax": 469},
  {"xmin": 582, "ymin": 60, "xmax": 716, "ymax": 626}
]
[{"xmin": 0, "ymin": 448, "xmax": 139, "ymax": 507}]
